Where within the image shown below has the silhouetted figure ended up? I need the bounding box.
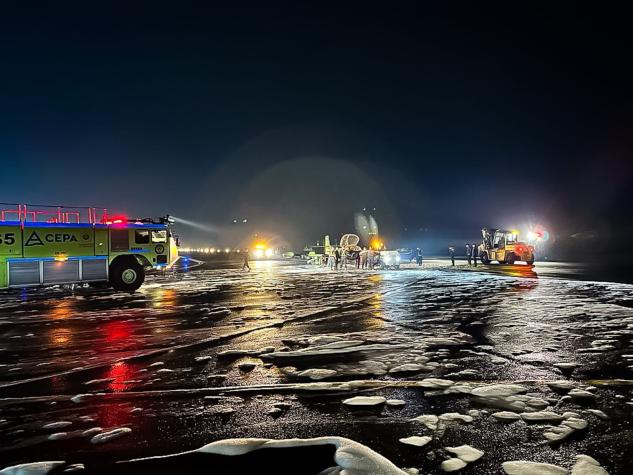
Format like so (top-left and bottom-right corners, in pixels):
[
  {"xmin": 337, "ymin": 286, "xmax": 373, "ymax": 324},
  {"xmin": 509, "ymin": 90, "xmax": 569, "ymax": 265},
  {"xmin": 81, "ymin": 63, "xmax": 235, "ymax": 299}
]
[
  {"xmin": 449, "ymin": 247, "xmax": 455, "ymax": 266},
  {"xmin": 416, "ymin": 248, "xmax": 423, "ymax": 266},
  {"xmin": 242, "ymin": 250, "xmax": 251, "ymax": 272},
  {"xmin": 466, "ymin": 244, "xmax": 472, "ymax": 265},
  {"xmin": 472, "ymin": 243, "xmax": 478, "ymax": 267}
]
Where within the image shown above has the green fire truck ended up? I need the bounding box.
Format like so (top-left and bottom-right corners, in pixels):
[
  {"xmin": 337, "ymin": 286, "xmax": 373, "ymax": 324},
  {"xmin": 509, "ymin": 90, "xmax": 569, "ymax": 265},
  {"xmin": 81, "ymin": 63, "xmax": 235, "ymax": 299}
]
[{"xmin": 0, "ymin": 204, "xmax": 179, "ymax": 291}]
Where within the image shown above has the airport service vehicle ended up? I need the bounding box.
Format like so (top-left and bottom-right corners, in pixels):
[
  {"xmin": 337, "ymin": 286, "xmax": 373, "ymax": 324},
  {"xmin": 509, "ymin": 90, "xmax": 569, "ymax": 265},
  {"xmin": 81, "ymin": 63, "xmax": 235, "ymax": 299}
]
[
  {"xmin": 397, "ymin": 248, "xmax": 415, "ymax": 262},
  {"xmin": 478, "ymin": 228, "xmax": 534, "ymax": 265},
  {"xmin": 250, "ymin": 240, "xmax": 280, "ymax": 259},
  {"xmin": 339, "ymin": 233, "xmax": 361, "ymax": 262},
  {"xmin": 379, "ymin": 250, "xmax": 401, "ymax": 269},
  {"xmin": 0, "ymin": 203, "xmax": 179, "ymax": 291}
]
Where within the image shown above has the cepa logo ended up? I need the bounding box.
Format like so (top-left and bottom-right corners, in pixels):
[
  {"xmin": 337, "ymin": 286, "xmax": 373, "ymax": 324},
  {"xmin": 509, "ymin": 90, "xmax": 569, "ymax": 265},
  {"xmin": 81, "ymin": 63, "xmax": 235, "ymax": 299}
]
[
  {"xmin": 24, "ymin": 232, "xmax": 44, "ymax": 247},
  {"xmin": 24, "ymin": 231, "xmax": 78, "ymax": 247}
]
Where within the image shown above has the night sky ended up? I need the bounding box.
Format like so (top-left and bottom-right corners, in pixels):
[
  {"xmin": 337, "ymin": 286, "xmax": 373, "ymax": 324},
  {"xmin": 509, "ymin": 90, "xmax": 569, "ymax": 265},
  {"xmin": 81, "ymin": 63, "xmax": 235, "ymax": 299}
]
[{"xmin": 1, "ymin": 4, "xmax": 632, "ymax": 255}]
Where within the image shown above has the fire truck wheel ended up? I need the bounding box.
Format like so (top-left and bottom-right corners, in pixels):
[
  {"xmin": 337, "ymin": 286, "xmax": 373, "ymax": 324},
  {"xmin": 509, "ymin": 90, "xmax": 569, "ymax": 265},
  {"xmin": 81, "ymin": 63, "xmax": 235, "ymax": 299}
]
[
  {"xmin": 481, "ymin": 252, "xmax": 490, "ymax": 264},
  {"xmin": 505, "ymin": 253, "xmax": 516, "ymax": 265},
  {"xmin": 526, "ymin": 257, "xmax": 535, "ymax": 265},
  {"xmin": 110, "ymin": 258, "xmax": 145, "ymax": 291}
]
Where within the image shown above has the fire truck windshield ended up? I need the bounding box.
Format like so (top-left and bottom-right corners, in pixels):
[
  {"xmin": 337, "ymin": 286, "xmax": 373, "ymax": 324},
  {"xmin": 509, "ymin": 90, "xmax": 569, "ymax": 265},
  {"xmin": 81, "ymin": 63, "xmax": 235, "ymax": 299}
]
[{"xmin": 151, "ymin": 230, "xmax": 167, "ymax": 243}]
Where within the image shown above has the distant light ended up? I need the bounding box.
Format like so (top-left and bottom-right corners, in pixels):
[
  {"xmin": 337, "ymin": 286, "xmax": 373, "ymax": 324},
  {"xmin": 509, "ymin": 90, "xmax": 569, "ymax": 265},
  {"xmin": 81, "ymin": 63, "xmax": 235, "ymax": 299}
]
[
  {"xmin": 224, "ymin": 248, "xmax": 230, "ymax": 253},
  {"xmin": 265, "ymin": 248, "xmax": 274, "ymax": 257},
  {"xmin": 253, "ymin": 249, "xmax": 264, "ymax": 258},
  {"xmin": 242, "ymin": 219, "xmax": 248, "ymax": 223},
  {"xmin": 204, "ymin": 248, "xmax": 210, "ymax": 253},
  {"xmin": 233, "ymin": 219, "xmax": 238, "ymax": 223}
]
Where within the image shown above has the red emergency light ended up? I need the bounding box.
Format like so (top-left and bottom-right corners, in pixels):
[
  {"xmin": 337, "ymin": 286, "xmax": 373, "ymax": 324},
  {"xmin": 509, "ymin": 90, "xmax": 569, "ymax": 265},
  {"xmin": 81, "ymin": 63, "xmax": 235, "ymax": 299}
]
[{"xmin": 102, "ymin": 214, "xmax": 128, "ymax": 225}]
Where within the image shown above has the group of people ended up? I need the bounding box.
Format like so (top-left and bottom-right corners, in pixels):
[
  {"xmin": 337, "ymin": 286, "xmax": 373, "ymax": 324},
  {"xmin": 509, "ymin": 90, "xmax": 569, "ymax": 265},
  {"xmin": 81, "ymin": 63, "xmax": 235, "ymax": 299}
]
[
  {"xmin": 465, "ymin": 243, "xmax": 479, "ymax": 266},
  {"xmin": 325, "ymin": 247, "xmax": 377, "ymax": 270},
  {"xmin": 447, "ymin": 244, "xmax": 479, "ymax": 266}
]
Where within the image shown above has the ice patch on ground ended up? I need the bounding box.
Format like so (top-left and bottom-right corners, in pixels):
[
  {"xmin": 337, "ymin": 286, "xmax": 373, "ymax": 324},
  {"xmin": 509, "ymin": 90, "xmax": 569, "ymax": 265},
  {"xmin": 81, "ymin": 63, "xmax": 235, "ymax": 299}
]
[
  {"xmin": 90, "ymin": 427, "xmax": 131, "ymax": 444},
  {"xmin": 471, "ymin": 384, "xmax": 527, "ymax": 397},
  {"xmin": 520, "ymin": 411, "xmax": 564, "ymax": 422},
  {"xmin": 502, "ymin": 461, "xmax": 567, "ymax": 474},
  {"xmin": 571, "ymin": 455, "xmax": 609, "ymax": 475},
  {"xmin": 445, "ymin": 445, "xmax": 484, "ymax": 463},
  {"xmin": 0, "ymin": 461, "xmax": 65, "ymax": 475},
  {"xmin": 195, "ymin": 436, "xmax": 408, "ymax": 474},
  {"xmin": 42, "ymin": 421, "xmax": 72, "ymax": 429},
  {"xmin": 399, "ymin": 436, "xmax": 431, "ymax": 447},
  {"xmin": 441, "ymin": 458, "xmax": 466, "ymax": 472},
  {"xmin": 342, "ymin": 396, "xmax": 386, "ymax": 407},
  {"xmin": 492, "ymin": 411, "xmax": 521, "ymax": 421},
  {"xmin": 411, "ymin": 414, "xmax": 439, "ymax": 430}
]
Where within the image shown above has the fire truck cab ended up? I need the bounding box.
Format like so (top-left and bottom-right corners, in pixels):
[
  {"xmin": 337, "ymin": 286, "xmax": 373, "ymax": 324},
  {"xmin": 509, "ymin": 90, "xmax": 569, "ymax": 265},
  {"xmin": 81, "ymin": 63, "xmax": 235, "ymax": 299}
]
[
  {"xmin": 0, "ymin": 204, "xmax": 179, "ymax": 291},
  {"xmin": 478, "ymin": 228, "xmax": 534, "ymax": 265}
]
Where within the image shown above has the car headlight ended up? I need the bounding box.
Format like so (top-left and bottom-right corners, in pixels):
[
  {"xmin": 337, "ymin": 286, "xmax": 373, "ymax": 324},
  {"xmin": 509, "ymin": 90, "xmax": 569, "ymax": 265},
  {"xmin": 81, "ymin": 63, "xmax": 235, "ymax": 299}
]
[
  {"xmin": 265, "ymin": 249, "xmax": 274, "ymax": 257},
  {"xmin": 254, "ymin": 249, "xmax": 264, "ymax": 258}
]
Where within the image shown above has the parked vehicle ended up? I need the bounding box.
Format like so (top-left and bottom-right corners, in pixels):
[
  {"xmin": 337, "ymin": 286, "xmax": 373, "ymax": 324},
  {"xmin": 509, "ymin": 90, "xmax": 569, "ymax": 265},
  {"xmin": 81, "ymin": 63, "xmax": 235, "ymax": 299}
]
[
  {"xmin": 0, "ymin": 203, "xmax": 179, "ymax": 291},
  {"xmin": 478, "ymin": 228, "xmax": 534, "ymax": 265}
]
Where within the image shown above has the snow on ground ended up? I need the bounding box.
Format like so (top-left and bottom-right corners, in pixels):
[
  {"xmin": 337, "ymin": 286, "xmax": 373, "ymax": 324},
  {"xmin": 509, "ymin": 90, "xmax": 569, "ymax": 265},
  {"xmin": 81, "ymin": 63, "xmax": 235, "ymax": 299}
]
[{"xmin": 0, "ymin": 260, "xmax": 632, "ymax": 473}]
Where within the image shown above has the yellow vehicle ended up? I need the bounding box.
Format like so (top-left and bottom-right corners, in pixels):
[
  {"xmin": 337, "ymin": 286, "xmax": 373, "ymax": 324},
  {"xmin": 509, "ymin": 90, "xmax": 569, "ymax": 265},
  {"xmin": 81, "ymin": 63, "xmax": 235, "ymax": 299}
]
[
  {"xmin": 0, "ymin": 203, "xmax": 180, "ymax": 291},
  {"xmin": 251, "ymin": 240, "xmax": 277, "ymax": 259},
  {"xmin": 478, "ymin": 228, "xmax": 534, "ymax": 265}
]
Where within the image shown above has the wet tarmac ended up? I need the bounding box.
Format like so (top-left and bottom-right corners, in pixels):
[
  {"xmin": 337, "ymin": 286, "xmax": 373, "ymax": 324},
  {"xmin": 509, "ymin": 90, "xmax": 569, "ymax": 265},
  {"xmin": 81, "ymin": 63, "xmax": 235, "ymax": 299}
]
[{"xmin": 0, "ymin": 259, "xmax": 632, "ymax": 473}]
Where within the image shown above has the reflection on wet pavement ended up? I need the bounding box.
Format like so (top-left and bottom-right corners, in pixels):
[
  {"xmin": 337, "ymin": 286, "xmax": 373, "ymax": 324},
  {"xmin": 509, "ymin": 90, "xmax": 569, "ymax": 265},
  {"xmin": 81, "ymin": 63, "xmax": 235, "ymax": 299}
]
[{"xmin": 0, "ymin": 260, "xmax": 632, "ymax": 473}]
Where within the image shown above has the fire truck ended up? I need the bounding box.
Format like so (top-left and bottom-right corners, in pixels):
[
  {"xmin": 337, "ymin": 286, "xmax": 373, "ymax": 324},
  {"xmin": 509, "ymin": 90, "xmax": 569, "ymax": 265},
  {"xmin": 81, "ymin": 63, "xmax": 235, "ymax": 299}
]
[
  {"xmin": 0, "ymin": 203, "xmax": 179, "ymax": 291},
  {"xmin": 478, "ymin": 228, "xmax": 534, "ymax": 265}
]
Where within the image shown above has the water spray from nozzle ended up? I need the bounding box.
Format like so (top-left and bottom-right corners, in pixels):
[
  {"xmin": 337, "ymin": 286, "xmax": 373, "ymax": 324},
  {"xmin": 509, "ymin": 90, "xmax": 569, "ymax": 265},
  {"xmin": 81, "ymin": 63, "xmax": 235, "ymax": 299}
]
[{"xmin": 170, "ymin": 216, "xmax": 220, "ymax": 234}]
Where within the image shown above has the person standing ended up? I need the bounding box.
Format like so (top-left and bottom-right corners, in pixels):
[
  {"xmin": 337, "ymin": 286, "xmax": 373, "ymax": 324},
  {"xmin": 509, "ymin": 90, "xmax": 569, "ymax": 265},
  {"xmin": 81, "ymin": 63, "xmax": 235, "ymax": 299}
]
[
  {"xmin": 242, "ymin": 250, "xmax": 251, "ymax": 272},
  {"xmin": 415, "ymin": 248, "xmax": 423, "ymax": 266},
  {"xmin": 472, "ymin": 243, "xmax": 478, "ymax": 267},
  {"xmin": 367, "ymin": 248, "xmax": 374, "ymax": 270},
  {"xmin": 356, "ymin": 249, "xmax": 361, "ymax": 269},
  {"xmin": 466, "ymin": 244, "xmax": 472, "ymax": 266},
  {"xmin": 328, "ymin": 250, "xmax": 337, "ymax": 270},
  {"xmin": 341, "ymin": 248, "xmax": 348, "ymax": 269},
  {"xmin": 449, "ymin": 246, "xmax": 455, "ymax": 266},
  {"xmin": 334, "ymin": 247, "xmax": 341, "ymax": 270}
]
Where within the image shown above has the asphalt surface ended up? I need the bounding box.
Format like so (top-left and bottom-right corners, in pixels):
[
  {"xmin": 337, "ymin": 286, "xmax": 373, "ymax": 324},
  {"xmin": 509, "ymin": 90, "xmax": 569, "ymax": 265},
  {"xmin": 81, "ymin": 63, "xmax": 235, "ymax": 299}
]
[{"xmin": 0, "ymin": 258, "xmax": 632, "ymax": 473}]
